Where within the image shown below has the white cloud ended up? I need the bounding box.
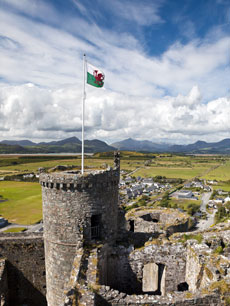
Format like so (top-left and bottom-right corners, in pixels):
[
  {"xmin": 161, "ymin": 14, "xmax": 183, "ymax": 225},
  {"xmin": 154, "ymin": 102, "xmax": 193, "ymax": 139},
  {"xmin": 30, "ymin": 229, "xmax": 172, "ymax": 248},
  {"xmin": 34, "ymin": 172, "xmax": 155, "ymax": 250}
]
[
  {"xmin": 0, "ymin": 83, "xmax": 230, "ymax": 144},
  {"xmin": 1, "ymin": 0, "xmax": 59, "ymax": 24},
  {"xmin": 106, "ymin": 0, "xmax": 164, "ymax": 26},
  {"xmin": 0, "ymin": 5, "xmax": 229, "ymax": 100},
  {"xmin": 0, "ymin": 0, "xmax": 230, "ymax": 144}
]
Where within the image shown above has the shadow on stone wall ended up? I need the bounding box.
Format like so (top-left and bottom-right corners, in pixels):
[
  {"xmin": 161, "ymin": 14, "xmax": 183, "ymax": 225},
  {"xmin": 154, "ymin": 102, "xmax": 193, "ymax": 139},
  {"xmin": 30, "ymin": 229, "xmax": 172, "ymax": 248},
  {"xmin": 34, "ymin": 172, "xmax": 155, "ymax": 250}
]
[
  {"xmin": 6, "ymin": 261, "xmax": 47, "ymax": 306},
  {"xmin": 98, "ymin": 245, "xmax": 143, "ymax": 295},
  {"xmin": 95, "ymin": 293, "xmax": 110, "ymax": 306},
  {"xmin": 106, "ymin": 258, "xmax": 142, "ymax": 295},
  {"xmin": 126, "ymin": 231, "xmax": 160, "ymax": 248}
]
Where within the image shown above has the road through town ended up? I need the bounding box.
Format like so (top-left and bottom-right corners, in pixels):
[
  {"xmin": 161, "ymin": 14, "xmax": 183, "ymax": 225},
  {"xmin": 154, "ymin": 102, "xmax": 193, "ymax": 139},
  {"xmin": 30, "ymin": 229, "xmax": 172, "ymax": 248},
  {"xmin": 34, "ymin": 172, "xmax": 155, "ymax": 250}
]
[{"xmin": 196, "ymin": 191, "xmax": 216, "ymax": 231}]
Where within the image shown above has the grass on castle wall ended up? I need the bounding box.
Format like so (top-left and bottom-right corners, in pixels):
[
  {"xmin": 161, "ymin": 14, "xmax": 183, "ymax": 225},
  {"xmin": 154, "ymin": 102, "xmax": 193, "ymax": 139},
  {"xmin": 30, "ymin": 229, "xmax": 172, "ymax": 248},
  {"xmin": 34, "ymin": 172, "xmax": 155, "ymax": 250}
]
[{"xmin": 0, "ymin": 181, "xmax": 42, "ymax": 225}]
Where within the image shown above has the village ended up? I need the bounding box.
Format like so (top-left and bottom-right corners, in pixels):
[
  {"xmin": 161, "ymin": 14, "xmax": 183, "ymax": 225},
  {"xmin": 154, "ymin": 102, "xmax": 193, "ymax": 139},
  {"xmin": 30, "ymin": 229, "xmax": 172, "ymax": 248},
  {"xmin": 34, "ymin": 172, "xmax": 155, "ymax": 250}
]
[{"xmin": 119, "ymin": 171, "xmax": 230, "ymax": 224}]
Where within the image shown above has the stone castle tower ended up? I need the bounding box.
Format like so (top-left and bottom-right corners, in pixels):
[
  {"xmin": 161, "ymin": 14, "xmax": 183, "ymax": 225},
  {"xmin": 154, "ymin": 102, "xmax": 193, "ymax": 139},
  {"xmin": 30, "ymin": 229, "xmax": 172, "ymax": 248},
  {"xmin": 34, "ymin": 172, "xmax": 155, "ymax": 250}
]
[{"xmin": 40, "ymin": 157, "xmax": 120, "ymax": 306}]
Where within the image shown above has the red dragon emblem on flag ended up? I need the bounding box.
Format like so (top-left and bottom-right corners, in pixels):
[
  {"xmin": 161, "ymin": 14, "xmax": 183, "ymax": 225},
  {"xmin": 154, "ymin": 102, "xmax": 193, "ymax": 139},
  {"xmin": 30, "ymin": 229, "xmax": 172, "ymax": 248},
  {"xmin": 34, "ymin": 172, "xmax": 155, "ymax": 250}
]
[{"xmin": 93, "ymin": 70, "xmax": 104, "ymax": 86}]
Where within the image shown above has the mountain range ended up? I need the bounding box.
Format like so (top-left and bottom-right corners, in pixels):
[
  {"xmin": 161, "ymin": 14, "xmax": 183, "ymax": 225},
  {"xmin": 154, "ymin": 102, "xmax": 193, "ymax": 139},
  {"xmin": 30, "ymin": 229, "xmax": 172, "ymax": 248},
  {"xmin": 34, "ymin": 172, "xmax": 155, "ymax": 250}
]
[
  {"xmin": 111, "ymin": 138, "xmax": 230, "ymax": 154},
  {"xmin": 0, "ymin": 137, "xmax": 230, "ymax": 154},
  {"xmin": 111, "ymin": 138, "xmax": 170, "ymax": 152},
  {"xmin": 0, "ymin": 137, "xmax": 115, "ymax": 154}
]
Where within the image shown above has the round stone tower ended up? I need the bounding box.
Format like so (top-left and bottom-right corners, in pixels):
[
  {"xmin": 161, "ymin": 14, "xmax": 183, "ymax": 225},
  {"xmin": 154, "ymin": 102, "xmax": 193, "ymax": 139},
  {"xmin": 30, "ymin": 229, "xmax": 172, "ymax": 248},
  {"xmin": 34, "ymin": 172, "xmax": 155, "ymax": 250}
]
[{"xmin": 40, "ymin": 163, "xmax": 120, "ymax": 306}]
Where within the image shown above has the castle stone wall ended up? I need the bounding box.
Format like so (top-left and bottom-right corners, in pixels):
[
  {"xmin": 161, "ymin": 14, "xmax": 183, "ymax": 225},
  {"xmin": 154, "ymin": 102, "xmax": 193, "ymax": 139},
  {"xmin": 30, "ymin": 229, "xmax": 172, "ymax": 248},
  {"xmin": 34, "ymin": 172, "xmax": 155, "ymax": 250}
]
[
  {"xmin": 98, "ymin": 245, "xmax": 141, "ymax": 295},
  {"xmin": 40, "ymin": 169, "xmax": 119, "ymax": 306},
  {"xmin": 97, "ymin": 242, "xmax": 186, "ymax": 296},
  {"xmin": 96, "ymin": 286, "xmax": 222, "ymax": 305},
  {"xmin": 0, "ymin": 259, "xmax": 8, "ymax": 306},
  {"xmin": 0, "ymin": 233, "xmax": 46, "ymax": 306},
  {"xmin": 127, "ymin": 209, "xmax": 189, "ymax": 236},
  {"xmin": 129, "ymin": 243, "xmax": 186, "ymax": 294}
]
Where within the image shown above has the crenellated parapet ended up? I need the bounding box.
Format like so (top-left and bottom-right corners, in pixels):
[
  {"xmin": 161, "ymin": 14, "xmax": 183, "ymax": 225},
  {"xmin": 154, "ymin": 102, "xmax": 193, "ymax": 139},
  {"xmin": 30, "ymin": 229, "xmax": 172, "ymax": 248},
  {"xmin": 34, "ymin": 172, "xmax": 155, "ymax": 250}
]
[
  {"xmin": 40, "ymin": 167, "xmax": 120, "ymax": 306},
  {"xmin": 39, "ymin": 168, "xmax": 119, "ymax": 192}
]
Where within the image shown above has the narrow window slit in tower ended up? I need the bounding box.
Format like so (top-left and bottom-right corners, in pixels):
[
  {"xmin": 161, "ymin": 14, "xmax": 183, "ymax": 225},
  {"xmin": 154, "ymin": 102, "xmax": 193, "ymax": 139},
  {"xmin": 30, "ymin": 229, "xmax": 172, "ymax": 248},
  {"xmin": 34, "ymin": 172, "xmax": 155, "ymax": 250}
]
[
  {"xmin": 91, "ymin": 214, "xmax": 101, "ymax": 239},
  {"xmin": 129, "ymin": 220, "xmax": 134, "ymax": 232}
]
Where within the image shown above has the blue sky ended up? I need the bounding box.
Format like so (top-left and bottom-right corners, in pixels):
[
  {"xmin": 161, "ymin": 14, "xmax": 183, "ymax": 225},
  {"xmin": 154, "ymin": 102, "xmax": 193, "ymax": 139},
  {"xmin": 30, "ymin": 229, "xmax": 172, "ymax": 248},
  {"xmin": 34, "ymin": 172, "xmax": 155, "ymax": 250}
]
[{"xmin": 0, "ymin": 0, "xmax": 230, "ymax": 144}]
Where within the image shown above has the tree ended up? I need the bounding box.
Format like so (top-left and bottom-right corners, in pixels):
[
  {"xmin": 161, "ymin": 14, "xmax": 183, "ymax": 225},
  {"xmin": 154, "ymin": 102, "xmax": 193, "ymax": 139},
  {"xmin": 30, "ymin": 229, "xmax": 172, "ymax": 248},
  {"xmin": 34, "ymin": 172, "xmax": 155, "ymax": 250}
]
[
  {"xmin": 215, "ymin": 206, "xmax": 227, "ymax": 223},
  {"xmin": 159, "ymin": 192, "xmax": 170, "ymax": 208},
  {"xmin": 211, "ymin": 190, "xmax": 218, "ymax": 200},
  {"xmin": 187, "ymin": 203, "xmax": 199, "ymax": 216}
]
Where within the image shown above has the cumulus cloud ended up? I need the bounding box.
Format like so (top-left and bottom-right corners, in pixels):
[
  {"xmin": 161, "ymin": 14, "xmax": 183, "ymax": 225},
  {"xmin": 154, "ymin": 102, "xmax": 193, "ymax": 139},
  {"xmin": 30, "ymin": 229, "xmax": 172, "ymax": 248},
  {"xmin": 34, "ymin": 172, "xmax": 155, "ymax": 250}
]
[
  {"xmin": 172, "ymin": 86, "xmax": 202, "ymax": 108},
  {"xmin": 0, "ymin": 1, "xmax": 229, "ymax": 100},
  {"xmin": 0, "ymin": 83, "xmax": 230, "ymax": 144},
  {"xmin": 0, "ymin": 0, "xmax": 230, "ymax": 144}
]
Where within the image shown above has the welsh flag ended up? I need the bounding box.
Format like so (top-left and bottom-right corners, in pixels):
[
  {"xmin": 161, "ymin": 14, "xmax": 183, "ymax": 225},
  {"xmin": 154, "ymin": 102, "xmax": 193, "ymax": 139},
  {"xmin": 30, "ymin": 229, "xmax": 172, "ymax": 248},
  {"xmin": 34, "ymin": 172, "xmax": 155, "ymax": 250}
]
[{"xmin": 86, "ymin": 62, "xmax": 105, "ymax": 88}]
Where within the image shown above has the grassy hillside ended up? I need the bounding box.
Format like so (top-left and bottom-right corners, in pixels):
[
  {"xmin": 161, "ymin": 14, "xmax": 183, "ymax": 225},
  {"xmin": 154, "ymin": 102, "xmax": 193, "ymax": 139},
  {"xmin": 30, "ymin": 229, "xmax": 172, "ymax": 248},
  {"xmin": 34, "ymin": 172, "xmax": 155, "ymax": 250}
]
[
  {"xmin": 0, "ymin": 181, "xmax": 42, "ymax": 224},
  {"xmin": 0, "ymin": 153, "xmax": 229, "ymax": 224}
]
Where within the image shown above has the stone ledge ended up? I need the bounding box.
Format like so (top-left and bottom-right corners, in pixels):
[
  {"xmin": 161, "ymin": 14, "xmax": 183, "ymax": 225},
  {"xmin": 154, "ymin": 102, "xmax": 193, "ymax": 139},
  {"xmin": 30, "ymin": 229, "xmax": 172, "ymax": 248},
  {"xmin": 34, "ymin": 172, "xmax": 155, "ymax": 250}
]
[{"xmin": 40, "ymin": 169, "xmax": 119, "ymax": 191}]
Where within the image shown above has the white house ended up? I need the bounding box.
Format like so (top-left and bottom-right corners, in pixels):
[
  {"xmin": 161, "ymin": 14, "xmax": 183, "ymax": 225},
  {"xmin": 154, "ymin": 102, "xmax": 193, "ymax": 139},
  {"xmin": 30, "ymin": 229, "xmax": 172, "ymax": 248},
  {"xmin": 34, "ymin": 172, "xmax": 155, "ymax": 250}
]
[
  {"xmin": 224, "ymin": 196, "xmax": 230, "ymax": 203},
  {"xmin": 142, "ymin": 178, "xmax": 154, "ymax": 186}
]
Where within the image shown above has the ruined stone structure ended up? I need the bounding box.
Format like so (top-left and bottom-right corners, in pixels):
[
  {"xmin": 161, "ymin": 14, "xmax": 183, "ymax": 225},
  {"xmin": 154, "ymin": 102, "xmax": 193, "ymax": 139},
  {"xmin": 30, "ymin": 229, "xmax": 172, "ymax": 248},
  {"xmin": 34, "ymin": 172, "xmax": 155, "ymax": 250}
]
[
  {"xmin": 126, "ymin": 208, "xmax": 190, "ymax": 236},
  {"xmin": 0, "ymin": 232, "xmax": 46, "ymax": 306},
  {"xmin": 0, "ymin": 153, "xmax": 230, "ymax": 305},
  {"xmin": 40, "ymin": 167, "xmax": 120, "ymax": 305}
]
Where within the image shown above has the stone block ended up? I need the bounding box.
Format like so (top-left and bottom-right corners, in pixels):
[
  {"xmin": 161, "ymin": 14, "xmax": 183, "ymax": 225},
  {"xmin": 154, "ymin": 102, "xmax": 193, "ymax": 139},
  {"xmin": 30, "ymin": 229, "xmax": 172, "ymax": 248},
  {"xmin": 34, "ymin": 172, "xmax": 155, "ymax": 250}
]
[{"xmin": 142, "ymin": 262, "xmax": 158, "ymax": 292}]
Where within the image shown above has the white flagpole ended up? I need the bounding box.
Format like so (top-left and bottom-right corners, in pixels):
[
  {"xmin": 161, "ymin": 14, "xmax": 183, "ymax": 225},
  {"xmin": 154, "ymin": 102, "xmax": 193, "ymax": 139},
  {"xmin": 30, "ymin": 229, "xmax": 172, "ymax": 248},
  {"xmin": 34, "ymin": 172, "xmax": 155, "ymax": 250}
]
[{"xmin": 82, "ymin": 54, "xmax": 86, "ymax": 174}]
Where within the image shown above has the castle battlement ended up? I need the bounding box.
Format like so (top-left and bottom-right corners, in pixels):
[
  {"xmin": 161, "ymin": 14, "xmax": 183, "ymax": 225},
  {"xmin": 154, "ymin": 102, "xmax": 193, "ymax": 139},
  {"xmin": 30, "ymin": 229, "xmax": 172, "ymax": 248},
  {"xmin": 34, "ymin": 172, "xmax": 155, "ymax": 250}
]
[
  {"xmin": 39, "ymin": 168, "xmax": 119, "ymax": 191},
  {"xmin": 40, "ymin": 166, "xmax": 120, "ymax": 306}
]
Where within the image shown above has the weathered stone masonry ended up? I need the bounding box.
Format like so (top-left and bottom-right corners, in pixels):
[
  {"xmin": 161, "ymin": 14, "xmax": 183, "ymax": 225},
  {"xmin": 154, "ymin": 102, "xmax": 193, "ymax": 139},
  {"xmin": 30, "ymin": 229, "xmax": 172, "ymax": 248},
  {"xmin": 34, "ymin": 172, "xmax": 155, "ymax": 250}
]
[
  {"xmin": 40, "ymin": 169, "xmax": 120, "ymax": 306},
  {"xmin": 1, "ymin": 155, "xmax": 229, "ymax": 305},
  {"xmin": 0, "ymin": 232, "xmax": 46, "ymax": 306}
]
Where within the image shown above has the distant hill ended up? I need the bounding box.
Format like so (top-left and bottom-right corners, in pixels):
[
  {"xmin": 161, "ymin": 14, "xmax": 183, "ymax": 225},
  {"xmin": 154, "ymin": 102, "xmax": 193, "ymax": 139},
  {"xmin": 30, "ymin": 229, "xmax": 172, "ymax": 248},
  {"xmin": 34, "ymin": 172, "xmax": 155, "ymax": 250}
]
[
  {"xmin": 0, "ymin": 144, "xmax": 29, "ymax": 153},
  {"xmin": 169, "ymin": 139, "xmax": 230, "ymax": 154},
  {"xmin": 112, "ymin": 138, "xmax": 230, "ymax": 154},
  {"xmin": 1, "ymin": 140, "xmax": 36, "ymax": 146},
  {"xmin": 38, "ymin": 136, "xmax": 81, "ymax": 146},
  {"xmin": 1, "ymin": 137, "xmax": 230, "ymax": 154},
  {"xmin": 111, "ymin": 138, "xmax": 170, "ymax": 152},
  {"xmin": 0, "ymin": 137, "xmax": 115, "ymax": 154}
]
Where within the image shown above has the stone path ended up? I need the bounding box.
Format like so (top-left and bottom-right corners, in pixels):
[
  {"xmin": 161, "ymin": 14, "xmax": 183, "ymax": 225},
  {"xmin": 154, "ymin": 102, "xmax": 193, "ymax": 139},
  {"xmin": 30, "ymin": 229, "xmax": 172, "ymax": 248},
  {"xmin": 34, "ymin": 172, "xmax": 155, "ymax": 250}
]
[
  {"xmin": 128, "ymin": 167, "xmax": 141, "ymax": 176},
  {"xmin": 196, "ymin": 191, "xmax": 216, "ymax": 231}
]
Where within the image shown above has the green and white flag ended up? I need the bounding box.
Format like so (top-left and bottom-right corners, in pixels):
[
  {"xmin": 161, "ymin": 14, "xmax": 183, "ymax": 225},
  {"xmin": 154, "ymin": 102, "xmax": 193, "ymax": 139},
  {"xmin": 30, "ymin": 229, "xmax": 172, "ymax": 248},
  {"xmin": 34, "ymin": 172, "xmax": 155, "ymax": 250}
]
[{"xmin": 86, "ymin": 62, "xmax": 105, "ymax": 88}]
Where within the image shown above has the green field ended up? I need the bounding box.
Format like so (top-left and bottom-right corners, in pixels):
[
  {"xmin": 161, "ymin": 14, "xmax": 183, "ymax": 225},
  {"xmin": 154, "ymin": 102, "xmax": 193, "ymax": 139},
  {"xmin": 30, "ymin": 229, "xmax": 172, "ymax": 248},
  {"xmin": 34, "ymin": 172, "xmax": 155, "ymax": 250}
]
[
  {"xmin": 212, "ymin": 183, "xmax": 230, "ymax": 192},
  {"xmin": 0, "ymin": 181, "xmax": 42, "ymax": 224},
  {"xmin": 169, "ymin": 198, "xmax": 201, "ymax": 211},
  {"xmin": 134, "ymin": 166, "xmax": 210, "ymax": 179},
  {"xmin": 0, "ymin": 153, "xmax": 229, "ymax": 224},
  {"xmin": 0, "ymin": 154, "xmax": 228, "ymax": 180},
  {"xmin": 3, "ymin": 227, "xmax": 27, "ymax": 233},
  {"xmin": 132, "ymin": 155, "xmax": 229, "ymax": 180},
  {"xmin": 0, "ymin": 155, "xmax": 146, "ymax": 175},
  {"xmin": 0, "ymin": 157, "xmax": 112, "ymax": 175},
  {"xmin": 201, "ymin": 160, "xmax": 230, "ymax": 181}
]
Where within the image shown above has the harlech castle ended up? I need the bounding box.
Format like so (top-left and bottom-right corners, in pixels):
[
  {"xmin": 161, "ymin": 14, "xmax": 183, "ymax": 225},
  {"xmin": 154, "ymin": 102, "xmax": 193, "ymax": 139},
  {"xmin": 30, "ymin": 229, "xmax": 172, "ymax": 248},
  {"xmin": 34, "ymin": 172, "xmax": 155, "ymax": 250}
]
[{"xmin": 0, "ymin": 154, "xmax": 230, "ymax": 305}]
